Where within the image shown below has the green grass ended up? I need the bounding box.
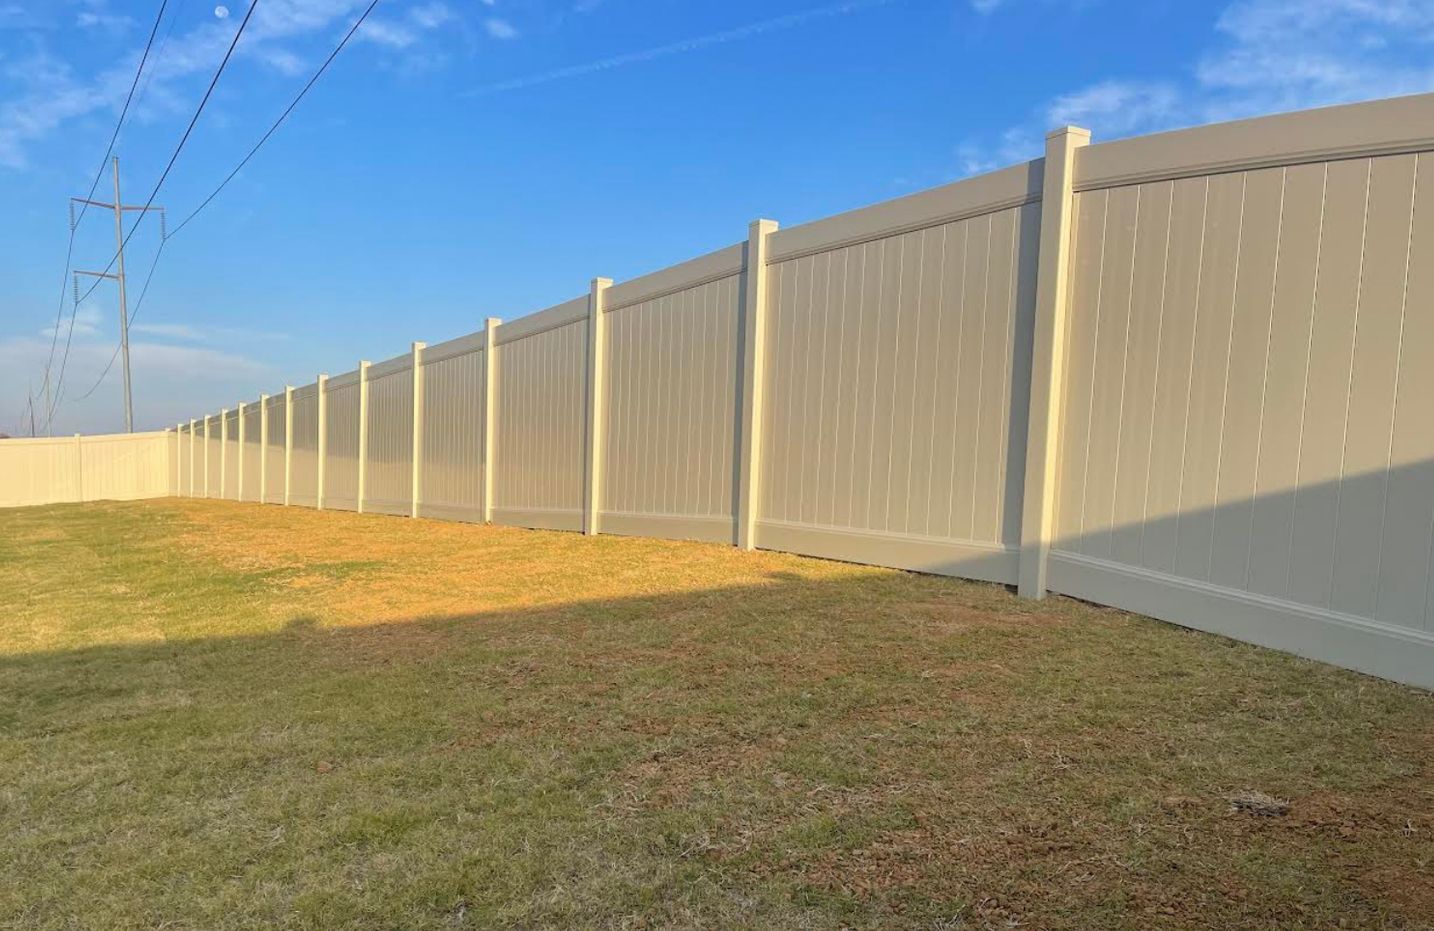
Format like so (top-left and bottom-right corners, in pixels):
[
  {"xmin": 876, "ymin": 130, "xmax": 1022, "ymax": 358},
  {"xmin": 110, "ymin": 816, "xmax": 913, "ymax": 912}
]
[{"xmin": 1, "ymin": 499, "xmax": 1431, "ymax": 930}]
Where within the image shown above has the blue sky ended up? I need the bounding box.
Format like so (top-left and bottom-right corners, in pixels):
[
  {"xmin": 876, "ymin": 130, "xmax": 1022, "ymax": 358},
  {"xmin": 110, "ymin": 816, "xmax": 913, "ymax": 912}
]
[{"xmin": 2, "ymin": 0, "xmax": 1432, "ymax": 435}]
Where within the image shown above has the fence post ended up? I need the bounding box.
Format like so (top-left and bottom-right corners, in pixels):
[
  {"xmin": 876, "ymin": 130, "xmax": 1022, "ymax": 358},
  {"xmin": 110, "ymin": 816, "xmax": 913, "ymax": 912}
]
[
  {"xmin": 411, "ymin": 342, "xmax": 425, "ymax": 519},
  {"xmin": 583, "ymin": 277, "xmax": 613, "ymax": 536},
  {"xmin": 74, "ymin": 433, "xmax": 83, "ymax": 502},
  {"xmin": 284, "ymin": 386, "xmax": 294, "ymax": 506},
  {"xmin": 237, "ymin": 401, "xmax": 246, "ymax": 502},
  {"xmin": 220, "ymin": 408, "xmax": 228, "ymax": 500},
  {"xmin": 736, "ymin": 218, "xmax": 779, "ymax": 550},
  {"xmin": 1018, "ymin": 125, "xmax": 1090, "ymax": 599},
  {"xmin": 203, "ymin": 416, "xmax": 210, "ymax": 498},
  {"xmin": 482, "ymin": 317, "xmax": 501, "ymax": 524},
  {"xmin": 259, "ymin": 394, "xmax": 269, "ymax": 505},
  {"xmin": 188, "ymin": 418, "xmax": 196, "ymax": 497},
  {"xmin": 317, "ymin": 375, "xmax": 329, "ymax": 510},
  {"xmin": 357, "ymin": 360, "xmax": 371, "ymax": 515}
]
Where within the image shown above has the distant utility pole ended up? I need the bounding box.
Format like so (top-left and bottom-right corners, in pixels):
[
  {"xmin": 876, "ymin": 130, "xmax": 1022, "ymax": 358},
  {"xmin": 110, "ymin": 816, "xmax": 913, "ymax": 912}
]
[{"xmin": 71, "ymin": 157, "xmax": 165, "ymax": 434}]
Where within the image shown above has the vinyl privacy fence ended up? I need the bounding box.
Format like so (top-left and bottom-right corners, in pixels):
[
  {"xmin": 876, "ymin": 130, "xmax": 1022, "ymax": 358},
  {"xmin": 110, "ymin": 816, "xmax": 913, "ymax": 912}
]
[{"xmin": 6, "ymin": 93, "xmax": 1433, "ymax": 690}]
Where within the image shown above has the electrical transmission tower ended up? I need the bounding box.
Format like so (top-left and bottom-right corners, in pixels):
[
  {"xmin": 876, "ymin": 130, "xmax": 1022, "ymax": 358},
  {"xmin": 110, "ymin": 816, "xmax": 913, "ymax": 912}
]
[{"xmin": 71, "ymin": 157, "xmax": 165, "ymax": 433}]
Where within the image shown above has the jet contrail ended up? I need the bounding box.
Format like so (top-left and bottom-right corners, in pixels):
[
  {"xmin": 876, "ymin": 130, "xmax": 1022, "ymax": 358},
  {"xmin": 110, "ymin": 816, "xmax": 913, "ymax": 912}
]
[{"xmin": 463, "ymin": 0, "xmax": 902, "ymax": 98}]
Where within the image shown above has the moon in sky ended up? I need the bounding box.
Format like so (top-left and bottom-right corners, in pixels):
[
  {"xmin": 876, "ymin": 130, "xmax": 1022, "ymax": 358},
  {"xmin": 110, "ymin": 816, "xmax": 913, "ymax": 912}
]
[{"xmin": 214, "ymin": 5, "xmax": 229, "ymax": 18}]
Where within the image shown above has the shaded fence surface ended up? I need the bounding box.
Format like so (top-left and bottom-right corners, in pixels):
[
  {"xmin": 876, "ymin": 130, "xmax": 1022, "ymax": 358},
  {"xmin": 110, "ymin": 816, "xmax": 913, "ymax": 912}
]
[{"xmin": 4, "ymin": 93, "xmax": 1432, "ymax": 690}]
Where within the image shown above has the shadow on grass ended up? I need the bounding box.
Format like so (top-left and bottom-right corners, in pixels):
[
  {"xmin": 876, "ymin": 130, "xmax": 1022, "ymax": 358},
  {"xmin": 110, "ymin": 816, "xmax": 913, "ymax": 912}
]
[{"xmin": 3, "ymin": 555, "xmax": 1433, "ymax": 930}]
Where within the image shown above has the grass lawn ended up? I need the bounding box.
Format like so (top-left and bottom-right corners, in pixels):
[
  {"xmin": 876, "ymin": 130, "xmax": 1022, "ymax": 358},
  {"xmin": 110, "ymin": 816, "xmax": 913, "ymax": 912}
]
[{"xmin": 1, "ymin": 500, "xmax": 1432, "ymax": 930}]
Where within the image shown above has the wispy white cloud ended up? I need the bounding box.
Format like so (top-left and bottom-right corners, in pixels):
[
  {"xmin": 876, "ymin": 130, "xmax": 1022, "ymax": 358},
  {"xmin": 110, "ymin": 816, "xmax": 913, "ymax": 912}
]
[
  {"xmin": 356, "ymin": 17, "xmax": 420, "ymax": 49},
  {"xmin": 484, "ymin": 17, "xmax": 518, "ymax": 40},
  {"xmin": 1046, "ymin": 80, "xmax": 1181, "ymax": 135},
  {"xmin": 465, "ymin": 0, "xmax": 898, "ymax": 97},
  {"xmin": 76, "ymin": 10, "xmax": 134, "ymax": 33},
  {"xmin": 128, "ymin": 339, "xmax": 271, "ymax": 379},
  {"xmin": 411, "ymin": 3, "xmax": 454, "ymax": 30},
  {"xmin": 40, "ymin": 305, "xmax": 105, "ymax": 340},
  {"xmin": 0, "ymin": 331, "xmax": 273, "ymax": 434},
  {"xmin": 953, "ymin": 0, "xmax": 1434, "ymax": 176},
  {"xmin": 130, "ymin": 321, "xmax": 290, "ymax": 342},
  {"xmin": 129, "ymin": 321, "xmax": 203, "ymax": 341},
  {"xmin": 0, "ymin": 0, "xmax": 467, "ymax": 168}
]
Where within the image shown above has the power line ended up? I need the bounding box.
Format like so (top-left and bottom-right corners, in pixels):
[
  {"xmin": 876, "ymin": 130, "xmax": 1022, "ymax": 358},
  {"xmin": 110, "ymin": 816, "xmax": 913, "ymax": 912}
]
[
  {"xmin": 38, "ymin": 0, "xmax": 171, "ymax": 429},
  {"xmin": 72, "ymin": 0, "xmax": 260, "ymax": 308},
  {"xmin": 66, "ymin": 0, "xmax": 385, "ymax": 408},
  {"xmin": 48, "ymin": 0, "xmax": 260, "ymax": 426},
  {"xmin": 134, "ymin": 0, "xmax": 186, "ymax": 108},
  {"xmin": 171, "ymin": 0, "xmax": 383, "ymax": 238}
]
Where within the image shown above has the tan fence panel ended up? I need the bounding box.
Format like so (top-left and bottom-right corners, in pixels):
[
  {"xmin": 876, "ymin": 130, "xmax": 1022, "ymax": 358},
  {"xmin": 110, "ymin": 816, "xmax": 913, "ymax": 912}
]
[
  {"xmin": 0, "ymin": 438, "xmax": 81, "ymax": 507},
  {"xmin": 204, "ymin": 416, "xmax": 220, "ymax": 497},
  {"xmin": 264, "ymin": 395, "xmax": 285, "ymax": 505},
  {"xmin": 175, "ymin": 426, "xmax": 189, "ymax": 497},
  {"xmin": 0, "ymin": 432, "xmax": 178, "ymax": 508},
  {"xmin": 190, "ymin": 426, "xmax": 200, "ymax": 497},
  {"xmin": 241, "ymin": 403, "xmax": 262, "ymax": 502},
  {"xmin": 365, "ymin": 357, "xmax": 414, "ymax": 516},
  {"xmin": 77, "ymin": 432, "xmax": 173, "ymax": 503},
  {"xmin": 169, "ymin": 429, "xmax": 180, "ymax": 494},
  {"xmin": 324, "ymin": 374, "xmax": 361, "ymax": 511},
  {"xmin": 1050, "ymin": 111, "xmax": 1434, "ymax": 686},
  {"xmin": 492, "ymin": 300, "xmax": 587, "ymax": 531},
  {"xmin": 222, "ymin": 409, "xmax": 240, "ymax": 500},
  {"xmin": 600, "ymin": 252, "xmax": 743, "ymax": 543},
  {"xmin": 289, "ymin": 383, "xmax": 320, "ymax": 507},
  {"xmin": 184, "ymin": 426, "xmax": 196, "ymax": 496},
  {"xmin": 753, "ymin": 166, "xmax": 1041, "ymax": 584},
  {"xmin": 419, "ymin": 335, "xmax": 485, "ymax": 522}
]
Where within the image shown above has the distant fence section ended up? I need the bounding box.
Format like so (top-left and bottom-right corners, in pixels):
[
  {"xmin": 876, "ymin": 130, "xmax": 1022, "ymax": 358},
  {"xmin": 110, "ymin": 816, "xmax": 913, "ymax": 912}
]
[
  {"xmin": 5, "ymin": 93, "xmax": 1433, "ymax": 690},
  {"xmin": 0, "ymin": 432, "xmax": 174, "ymax": 508}
]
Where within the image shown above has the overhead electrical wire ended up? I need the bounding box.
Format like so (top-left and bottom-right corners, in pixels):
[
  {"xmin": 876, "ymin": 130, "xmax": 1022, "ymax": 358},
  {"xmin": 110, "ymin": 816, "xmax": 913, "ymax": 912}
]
[
  {"xmin": 48, "ymin": 0, "xmax": 261, "ymax": 423},
  {"xmin": 66, "ymin": 0, "xmax": 385, "ymax": 406},
  {"xmin": 68, "ymin": 243, "xmax": 167, "ymax": 403},
  {"xmin": 170, "ymin": 0, "xmax": 384, "ymax": 239},
  {"xmin": 37, "ymin": 0, "xmax": 172, "ymax": 429},
  {"xmin": 71, "ymin": 0, "xmax": 261, "ymax": 309}
]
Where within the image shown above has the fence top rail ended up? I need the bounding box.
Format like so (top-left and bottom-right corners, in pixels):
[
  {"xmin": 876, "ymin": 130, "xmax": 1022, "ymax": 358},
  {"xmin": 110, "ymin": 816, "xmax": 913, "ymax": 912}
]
[
  {"xmin": 369, "ymin": 352, "xmax": 413, "ymax": 381},
  {"xmin": 327, "ymin": 369, "xmax": 360, "ymax": 391},
  {"xmin": 0, "ymin": 431, "xmax": 171, "ymax": 446},
  {"xmin": 768, "ymin": 158, "xmax": 1044, "ymax": 265},
  {"xmin": 605, "ymin": 242, "xmax": 744, "ymax": 314},
  {"xmin": 292, "ymin": 381, "xmax": 318, "ymax": 400},
  {"xmin": 1076, "ymin": 90, "xmax": 1434, "ymax": 192},
  {"xmin": 496, "ymin": 295, "xmax": 587, "ymax": 346},
  {"xmin": 423, "ymin": 329, "xmax": 485, "ymax": 365}
]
